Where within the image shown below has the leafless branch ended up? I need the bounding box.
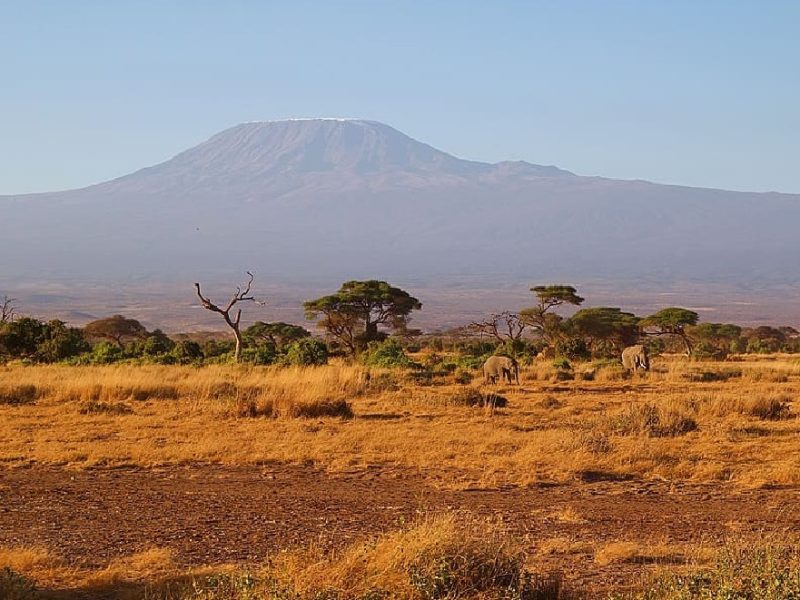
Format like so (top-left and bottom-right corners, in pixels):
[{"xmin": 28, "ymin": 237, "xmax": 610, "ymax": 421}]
[
  {"xmin": 468, "ymin": 311, "xmax": 526, "ymax": 342},
  {"xmin": 193, "ymin": 272, "xmax": 264, "ymax": 362},
  {"xmin": 0, "ymin": 295, "xmax": 16, "ymax": 323}
]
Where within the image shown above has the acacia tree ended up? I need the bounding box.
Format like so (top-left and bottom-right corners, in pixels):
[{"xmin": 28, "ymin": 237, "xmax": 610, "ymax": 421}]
[
  {"xmin": 520, "ymin": 285, "xmax": 584, "ymax": 346},
  {"xmin": 84, "ymin": 315, "xmax": 147, "ymax": 348},
  {"xmin": 640, "ymin": 307, "xmax": 699, "ymax": 356},
  {"xmin": 194, "ymin": 272, "xmax": 262, "ymax": 362},
  {"xmin": 243, "ymin": 321, "xmax": 310, "ymax": 352},
  {"xmin": 568, "ymin": 307, "xmax": 640, "ymax": 355},
  {"xmin": 1, "ymin": 295, "xmax": 16, "ymax": 323},
  {"xmin": 303, "ymin": 280, "xmax": 421, "ymax": 356},
  {"xmin": 689, "ymin": 322, "xmax": 742, "ymax": 358},
  {"xmin": 468, "ymin": 311, "xmax": 526, "ymax": 343}
]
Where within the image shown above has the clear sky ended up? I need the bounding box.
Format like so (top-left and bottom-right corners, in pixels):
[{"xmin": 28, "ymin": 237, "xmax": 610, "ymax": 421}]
[{"xmin": 2, "ymin": 1, "xmax": 798, "ymax": 194}]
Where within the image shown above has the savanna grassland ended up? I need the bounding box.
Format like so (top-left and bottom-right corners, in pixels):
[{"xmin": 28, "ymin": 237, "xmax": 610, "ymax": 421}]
[{"xmin": 2, "ymin": 355, "xmax": 800, "ymax": 599}]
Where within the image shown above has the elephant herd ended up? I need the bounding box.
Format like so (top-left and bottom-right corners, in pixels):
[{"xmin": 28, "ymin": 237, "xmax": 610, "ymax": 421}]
[{"xmin": 481, "ymin": 344, "xmax": 649, "ymax": 385}]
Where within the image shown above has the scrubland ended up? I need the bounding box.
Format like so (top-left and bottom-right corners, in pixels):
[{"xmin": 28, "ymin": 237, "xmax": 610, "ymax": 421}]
[
  {"xmin": 1, "ymin": 355, "xmax": 799, "ymax": 487},
  {"xmin": 2, "ymin": 354, "xmax": 800, "ymax": 598}
]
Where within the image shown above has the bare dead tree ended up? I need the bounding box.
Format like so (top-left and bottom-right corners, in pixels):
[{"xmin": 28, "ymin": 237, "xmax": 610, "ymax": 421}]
[
  {"xmin": 0, "ymin": 295, "xmax": 16, "ymax": 324},
  {"xmin": 194, "ymin": 272, "xmax": 263, "ymax": 362},
  {"xmin": 468, "ymin": 311, "xmax": 527, "ymax": 343}
]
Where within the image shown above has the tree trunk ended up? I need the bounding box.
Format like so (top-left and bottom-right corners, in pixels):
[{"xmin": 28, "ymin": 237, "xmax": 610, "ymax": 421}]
[
  {"xmin": 233, "ymin": 325, "xmax": 242, "ymax": 362},
  {"xmin": 365, "ymin": 321, "xmax": 379, "ymax": 342},
  {"xmin": 680, "ymin": 333, "xmax": 693, "ymax": 357}
]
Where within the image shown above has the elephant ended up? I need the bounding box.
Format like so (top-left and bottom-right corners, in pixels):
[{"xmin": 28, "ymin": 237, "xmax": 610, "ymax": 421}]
[
  {"xmin": 483, "ymin": 355, "xmax": 520, "ymax": 385},
  {"xmin": 621, "ymin": 344, "xmax": 649, "ymax": 372}
]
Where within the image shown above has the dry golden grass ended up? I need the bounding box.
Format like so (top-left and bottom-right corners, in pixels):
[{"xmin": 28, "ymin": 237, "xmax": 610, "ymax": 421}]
[
  {"xmin": 0, "ymin": 544, "xmax": 215, "ymax": 597},
  {"xmin": 594, "ymin": 540, "xmax": 716, "ymax": 567},
  {"xmin": 1, "ymin": 355, "xmax": 799, "ymax": 487},
  {"xmin": 0, "ymin": 517, "xmax": 560, "ymax": 600},
  {"xmin": 0, "ymin": 546, "xmax": 56, "ymax": 573},
  {"xmin": 268, "ymin": 513, "xmax": 527, "ymax": 599},
  {"xmin": 536, "ymin": 537, "xmax": 593, "ymax": 556},
  {"xmin": 82, "ymin": 548, "xmax": 177, "ymax": 588}
]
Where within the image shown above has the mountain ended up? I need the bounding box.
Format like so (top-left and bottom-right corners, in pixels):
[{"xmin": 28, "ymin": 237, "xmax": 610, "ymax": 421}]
[{"xmin": 1, "ymin": 118, "xmax": 798, "ymax": 292}]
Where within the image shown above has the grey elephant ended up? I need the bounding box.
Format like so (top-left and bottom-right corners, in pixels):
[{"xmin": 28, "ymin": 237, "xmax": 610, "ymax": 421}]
[
  {"xmin": 483, "ymin": 355, "xmax": 520, "ymax": 384},
  {"xmin": 621, "ymin": 344, "xmax": 649, "ymax": 372}
]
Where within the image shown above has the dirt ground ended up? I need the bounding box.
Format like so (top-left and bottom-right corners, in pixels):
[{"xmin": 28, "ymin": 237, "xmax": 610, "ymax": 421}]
[{"xmin": 3, "ymin": 464, "xmax": 800, "ymax": 595}]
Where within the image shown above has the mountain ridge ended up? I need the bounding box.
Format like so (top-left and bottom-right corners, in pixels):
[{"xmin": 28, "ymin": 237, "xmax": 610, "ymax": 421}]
[{"xmin": 0, "ymin": 119, "xmax": 798, "ymax": 292}]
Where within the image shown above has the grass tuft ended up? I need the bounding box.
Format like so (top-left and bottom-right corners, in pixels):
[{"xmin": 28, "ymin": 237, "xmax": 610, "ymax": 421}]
[
  {"xmin": 0, "ymin": 385, "xmax": 40, "ymax": 406},
  {"xmin": 603, "ymin": 402, "xmax": 698, "ymax": 437}
]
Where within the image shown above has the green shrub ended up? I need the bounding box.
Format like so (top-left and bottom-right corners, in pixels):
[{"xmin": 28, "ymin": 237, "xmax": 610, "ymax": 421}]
[
  {"xmin": 554, "ymin": 337, "xmax": 590, "ymax": 361},
  {"xmin": 201, "ymin": 339, "xmax": 234, "ymax": 359},
  {"xmin": 431, "ymin": 361, "xmax": 458, "ymax": 375},
  {"xmin": 454, "ymin": 354, "xmax": 487, "ymax": 370},
  {"xmin": 453, "ymin": 368, "xmax": 473, "ymax": 385},
  {"xmin": 0, "ymin": 317, "xmax": 88, "ymax": 363},
  {"xmin": 241, "ymin": 344, "xmax": 278, "ymax": 366},
  {"xmin": 362, "ymin": 339, "xmax": 415, "ymax": 369},
  {"xmin": 284, "ymin": 338, "xmax": 329, "ymax": 366},
  {"xmin": 171, "ymin": 340, "xmax": 203, "ymax": 364},
  {"xmin": 552, "ymin": 357, "xmax": 572, "ymax": 370},
  {"xmin": 90, "ymin": 341, "xmax": 125, "ymax": 364},
  {"xmin": 138, "ymin": 330, "xmax": 175, "ymax": 357},
  {"xmin": 693, "ymin": 341, "xmax": 729, "ymax": 360}
]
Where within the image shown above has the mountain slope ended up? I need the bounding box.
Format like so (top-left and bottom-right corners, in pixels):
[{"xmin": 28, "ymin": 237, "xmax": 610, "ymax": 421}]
[{"xmin": 0, "ymin": 118, "xmax": 797, "ymax": 287}]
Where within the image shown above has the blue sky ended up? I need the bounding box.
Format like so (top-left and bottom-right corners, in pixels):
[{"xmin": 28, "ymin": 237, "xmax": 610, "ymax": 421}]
[{"xmin": 2, "ymin": 1, "xmax": 798, "ymax": 194}]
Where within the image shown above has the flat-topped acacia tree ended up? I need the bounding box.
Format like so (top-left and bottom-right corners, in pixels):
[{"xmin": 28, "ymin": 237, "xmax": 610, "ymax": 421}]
[
  {"xmin": 303, "ymin": 280, "xmax": 421, "ymax": 356},
  {"xmin": 520, "ymin": 285, "xmax": 585, "ymax": 346},
  {"xmin": 194, "ymin": 272, "xmax": 262, "ymax": 362},
  {"xmin": 83, "ymin": 315, "xmax": 147, "ymax": 348},
  {"xmin": 640, "ymin": 307, "xmax": 699, "ymax": 356}
]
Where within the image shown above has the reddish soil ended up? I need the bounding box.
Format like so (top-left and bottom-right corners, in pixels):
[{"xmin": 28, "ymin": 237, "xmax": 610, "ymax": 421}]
[{"xmin": 2, "ymin": 465, "xmax": 800, "ymax": 594}]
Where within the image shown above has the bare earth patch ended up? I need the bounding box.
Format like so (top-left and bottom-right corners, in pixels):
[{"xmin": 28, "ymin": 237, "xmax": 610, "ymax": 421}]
[{"xmin": 2, "ymin": 464, "xmax": 800, "ymax": 595}]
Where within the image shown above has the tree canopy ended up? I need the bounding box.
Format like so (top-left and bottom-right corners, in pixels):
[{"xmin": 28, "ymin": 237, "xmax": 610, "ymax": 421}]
[
  {"xmin": 520, "ymin": 285, "xmax": 584, "ymax": 345},
  {"xmin": 689, "ymin": 322, "xmax": 743, "ymax": 358},
  {"xmin": 568, "ymin": 307, "xmax": 640, "ymax": 353},
  {"xmin": 244, "ymin": 321, "xmax": 310, "ymax": 351},
  {"xmin": 84, "ymin": 315, "xmax": 148, "ymax": 348},
  {"xmin": 304, "ymin": 280, "xmax": 421, "ymax": 355},
  {"xmin": 640, "ymin": 308, "xmax": 699, "ymax": 331},
  {"xmin": 640, "ymin": 307, "xmax": 699, "ymax": 355}
]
